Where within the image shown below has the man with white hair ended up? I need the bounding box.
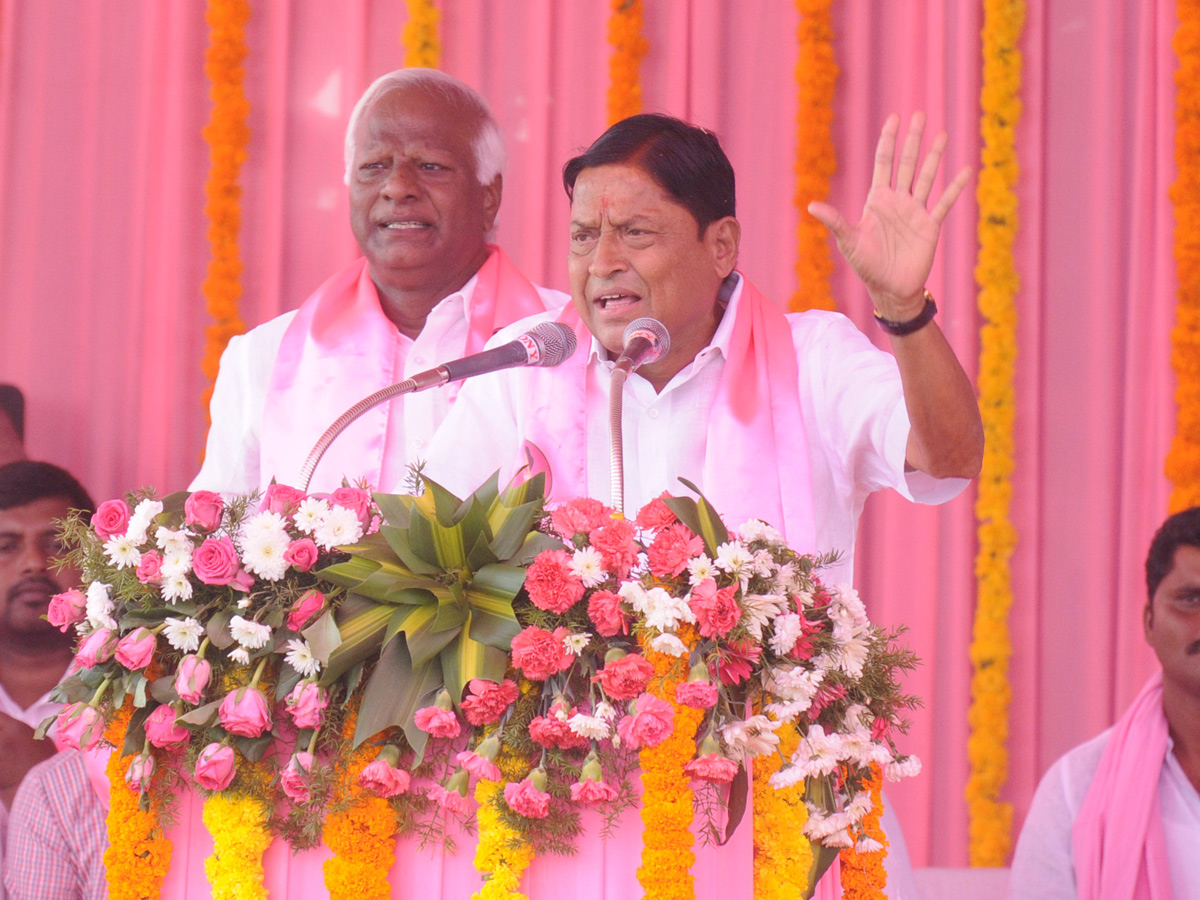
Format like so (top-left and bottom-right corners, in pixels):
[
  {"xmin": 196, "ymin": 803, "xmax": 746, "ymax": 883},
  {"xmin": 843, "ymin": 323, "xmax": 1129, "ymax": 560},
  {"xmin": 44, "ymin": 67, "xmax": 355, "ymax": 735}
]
[{"xmin": 192, "ymin": 69, "xmax": 565, "ymax": 494}]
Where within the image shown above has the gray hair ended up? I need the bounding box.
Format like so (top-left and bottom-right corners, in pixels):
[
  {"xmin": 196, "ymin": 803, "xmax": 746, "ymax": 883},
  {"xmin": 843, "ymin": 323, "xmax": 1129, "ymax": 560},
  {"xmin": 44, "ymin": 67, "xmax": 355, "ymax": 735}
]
[{"xmin": 343, "ymin": 68, "xmax": 506, "ymax": 187}]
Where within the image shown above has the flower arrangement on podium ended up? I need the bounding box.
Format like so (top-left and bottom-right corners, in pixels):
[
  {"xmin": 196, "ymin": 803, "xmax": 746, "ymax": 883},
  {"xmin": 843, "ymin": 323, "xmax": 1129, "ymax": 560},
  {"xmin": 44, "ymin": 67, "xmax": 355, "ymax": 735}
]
[{"xmin": 47, "ymin": 473, "xmax": 919, "ymax": 900}]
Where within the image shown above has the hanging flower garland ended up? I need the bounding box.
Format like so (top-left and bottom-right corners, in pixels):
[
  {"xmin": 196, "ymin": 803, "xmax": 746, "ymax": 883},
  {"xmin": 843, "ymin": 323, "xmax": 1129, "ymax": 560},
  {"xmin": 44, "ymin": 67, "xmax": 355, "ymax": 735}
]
[
  {"xmin": 967, "ymin": 0, "xmax": 1025, "ymax": 867},
  {"xmin": 199, "ymin": 0, "xmax": 249, "ymax": 422},
  {"xmin": 472, "ymin": 745, "xmax": 535, "ymax": 900},
  {"xmin": 751, "ymin": 721, "xmax": 813, "ymax": 900},
  {"xmin": 202, "ymin": 792, "xmax": 272, "ymax": 900},
  {"xmin": 402, "ymin": 0, "xmax": 440, "ymax": 69},
  {"xmin": 606, "ymin": 0, "xmax": 649, "ymax": 125},
  {"xmin": 790, "ymin": 0, "xmax": 839, "ymax": 313},
  {"xmin": 1167, "ymin": 0, "xmax": 1200, "ymax": 510},
  {"xmin": 839, "ymin": 766, "xmax": 888, "ymax": 899}
]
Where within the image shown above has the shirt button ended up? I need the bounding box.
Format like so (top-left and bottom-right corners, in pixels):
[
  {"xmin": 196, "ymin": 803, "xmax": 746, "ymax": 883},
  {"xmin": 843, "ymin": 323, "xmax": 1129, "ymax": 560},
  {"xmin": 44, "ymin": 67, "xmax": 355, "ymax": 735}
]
[
  {"xmin": 648, "ymin": 409, "xmax": 659, "ymax": 419},
  {"xmin": 413, "ymin": 355, "xmax": 425, "ymax": 365}
]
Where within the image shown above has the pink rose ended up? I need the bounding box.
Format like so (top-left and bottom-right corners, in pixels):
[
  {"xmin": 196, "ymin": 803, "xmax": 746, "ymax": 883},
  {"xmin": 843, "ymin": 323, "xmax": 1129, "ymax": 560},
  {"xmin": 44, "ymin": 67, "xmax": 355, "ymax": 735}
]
[
  {"xmin": 587, "ymin": 590, "xmax": 628, "ymax": 637},
  {"xmin": 675, "ymin": 680, "xmax": 719, "ymax": 709},
  {"xmin": 92, "ymin": 499, "xmax": 131, "ymax": 540},
  {"xmin": 524, "ymin": 549, "xmax": 585, "ymax": 614},
  {"xmin": 503, "ymin": 777, "xmax": 551, "ymax": 818},
  {"xmin": 330, "ymin": 486, "xmax": 373, "ymax": 525},
  {"xmin": 549, "ymin": 497, "xmax": 613, "ymax": 538},
  {"xmin": 615, "ymin": 693, "xmax": 675, "ymax": 750},
  {"xmin": 283, "ymin": 539, "xmax": 320, "ymax": 574},
  {"xmin": 184, "ymin": 490, "xmax": 225, "ymax": 532},
  {"xmin": 280, "ymin": 751, "xmax": 314, "ymax": 802},
  {"xmin": 47, "ymin": 589, "xmax": 87, "ymax": 632},
  {"xmin": 114, "ymin": 627, "xmax": 156, "ymax": 670},
  {"xmin": 634, "ymin": 493, "xmax": 678, "ymax": 533},
  {"xmin": 460, "ymin": 678, "xmax": 519, "ymax": 726},
  {"xmin": 647, "ymin": 523, "xmax": 705, "ymax": 578},
  {"xmin": 684, "ymin": 753, "xmax": 739, "ymax": 784},
  {"xmin": 192, "ymin": 536, "xmax": 240, "ymax": 586},
  {"xmin": 144, "ymin": 704, "xmax": 190, "ymax": 747},
  {"xmin": 358, "ymin": 759, "xmax": 411, "ymax": 797},
  {"xmin": 73, "ymin": 627, "xmax": 117, "ymax": 669},
  {"xmin": 413, "ymin": 705, "xmax": 461, "ymax": 738},
  {"xmin": 689, "ymin": 579, "xmax": 741, "ymax": 638},
  {"xmin": 588, "ymin": 519, "xmax": 639, "ymax": 579},
  {"xmin": 135, "ymin": 551, "xmax": 164, "ymax": 585},
  {"xmin": 593, "ymin": 654, "xmax": 654, "ymax": 701},
  {"xmin": 510, "ymin": 626, "xmax": 574, "ymax": 681},
  {"xmin": 287, "ymin": 588, "xmax": 325, "ymax": 631},
  {"xmin": 54, "ymin": 704, "xmax": 103, "ymax": 752},
  {"xmin": 285, "ymin": 681, "xmax": 328, "ymax": 730},
  {"xmin": 174, "ymin": 655, "xmax": 212, "ymax": 704},
  {"xmin": 571, "ymin": 778, "xmax": 620, "ymax": 803},
  {"xmin": 218, "ymin": 687, "xmax": 273, "ymax": 738},
  {"xmin": 261, "ymin": 483, "xmax": 306, "ymax": 517},
  {"xmin": 456, "ymin": 749, "xmax": 502, "ymax": 781},
  {"xmin": 126, "ymin": 753, "xmax": 156, "ymax": 792},
  {"xmin": 194, "ymin": 742, "xmax": 236, "ymax": 791},
  {"xmin": 528, "ymin": 713, "xmax": 589, "ymax": 750},
  {"xmin": 713, "ymin": 639, "xmax": 763, "ymax": 686}
]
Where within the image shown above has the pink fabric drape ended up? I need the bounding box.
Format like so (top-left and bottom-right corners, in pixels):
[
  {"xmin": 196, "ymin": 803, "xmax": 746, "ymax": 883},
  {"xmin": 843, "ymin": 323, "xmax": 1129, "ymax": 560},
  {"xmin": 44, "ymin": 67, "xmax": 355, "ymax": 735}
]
[{"xmin": 0, "ymin": 0, "xmax": 1177, "ymax": 868}]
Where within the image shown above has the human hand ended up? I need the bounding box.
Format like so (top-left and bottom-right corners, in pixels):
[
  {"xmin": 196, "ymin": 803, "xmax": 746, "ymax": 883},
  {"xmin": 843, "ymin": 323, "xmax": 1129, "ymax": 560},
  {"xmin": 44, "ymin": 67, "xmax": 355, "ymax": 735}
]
[{"xmin": 807, "ymin": 112, "xmax": 970, "ymax": 320}]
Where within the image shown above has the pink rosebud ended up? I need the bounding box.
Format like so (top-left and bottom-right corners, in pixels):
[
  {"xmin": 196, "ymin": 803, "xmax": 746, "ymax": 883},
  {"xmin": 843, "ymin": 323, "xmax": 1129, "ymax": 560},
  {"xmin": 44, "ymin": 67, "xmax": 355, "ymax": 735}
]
[
  {"xmin": 674, "ymin": 681, "xmax": 719, "ymax": 709},
  {"xmin": 126, "ymin": 752, "xmax": 156, "ymax": 792},
  {"xmin": 194, "ymin": 742, "xmax": 236, "ymax": 791},
  {"xmin": 593, "ymin": 654, "xmax": 654, "ymax": 701},
  {"xmin": 192, "ymin": 536, "xmax": 240, "ymax": 586},
  {"xmin": 184, "ymin": 490, "xmax": 225, "ymax": 532},
  {"xmin": 218, "ymin": 687, "xmax": 273, "ymax": 738},
  {"xmin": 283, "ymin": 539, "xmax": 320, "ymax": 573},
  {"xmin": 460, "ymin": 678, "xmax": 519, "ymax": 727},
  {"xmin": 174, "ymin": 655, "xmax": 212, "ymax": 704},
  {"xmin": 54, "ymin": 704, "xmax": 103, "ymax": 752},
  {"xmin": 504, "ymin": 776, "xmax": 551, "ymax": 818},
  {"xmin": 510, "ymin": 626, "xmax": 574, "ymax": 681},
  {"xmin": 144, "ymin": 704, "xmax": 190, "ymax": 747},
  {"xmin": 684, "ymin": 753, "xmax": 739, "ymax": 784},
  {"xmin": 358, "ymin": 758, "xmax": 411, "ymax": 797},
  {"xmin": 135, "ymin": 551, "xmax": 164, "ymax": 585},
  {"xmin": 92, "ymin": 499, "xmax": 132, "ymax": 540},
  {"xmin": 616, "ymin": 694, "xmax": 675, "ymax": 750},
  {"xmin": 285, "ymin": 681, "xmax": 328, "ymax": 730},
  {"xmin": 47, "ymin": 589, "xmax": 87, "ymax": 632},
  {"xmin": 287, "ymin": 588, "xmax": 325, "ymax": 631},
  {"xmin": 413, "ymin": 705, "xmax": 461, "ymax": 739},
  {"xmin": 261, "ymin": 483, "xmax": 306, "ymax": 517},
  {"xmin": 73, "ymin": 627, "xmax": 117, "ymax": 669},
  {"xmin": 280, "ymin": 751, "xmax": 314, "ymax": 802},
  {"xmin": 456, "ymin": 749, "xmax": 502, "ymax": 781},
  {"xmin": 330, "ymin": 486, "xmax": 373, "ymax": 525},
  {"xmin": 114, "ymin": 627, "xmax": 156, "ymax": 670}
]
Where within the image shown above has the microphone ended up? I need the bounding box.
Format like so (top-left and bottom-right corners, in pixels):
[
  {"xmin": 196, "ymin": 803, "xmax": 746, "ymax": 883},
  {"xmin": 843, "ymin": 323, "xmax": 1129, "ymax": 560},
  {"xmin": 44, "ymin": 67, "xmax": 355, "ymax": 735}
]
[
  {"xmin": 403, "ymin": 321, "xmax": 578, "ymax": 392},
  {"xmin": 613, "ymin": 317, "xmax": 670, "ymax": 375}
]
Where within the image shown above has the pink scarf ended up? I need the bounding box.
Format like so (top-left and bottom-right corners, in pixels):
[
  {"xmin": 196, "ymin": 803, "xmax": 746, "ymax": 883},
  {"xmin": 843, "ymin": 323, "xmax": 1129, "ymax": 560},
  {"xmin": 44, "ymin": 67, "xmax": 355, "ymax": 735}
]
[
  {"xmin": 260, "ymin": 246, "xmax": 547, "ymax": 492},
  {"xmin": 1072, "ymin": 670, "xmax": 1174, "ymax": 900},
  {"xmin": 521, "ymin": 275, "xmax": 816, "ymax": 549}
]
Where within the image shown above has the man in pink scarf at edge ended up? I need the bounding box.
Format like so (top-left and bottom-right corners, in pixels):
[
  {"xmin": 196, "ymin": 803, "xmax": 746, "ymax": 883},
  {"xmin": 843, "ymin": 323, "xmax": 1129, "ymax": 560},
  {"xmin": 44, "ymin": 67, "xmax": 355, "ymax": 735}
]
[
  {"xmin": 1010, "ymin": 508, "xmax": 1200, "ymax": 899},
  {"xmin": 190, "ymin": 68, "xmax": 565, "ymax": 496},
  {"xmin": 424, "ymin": 115, "xmax": 983, "ymax": 898}
]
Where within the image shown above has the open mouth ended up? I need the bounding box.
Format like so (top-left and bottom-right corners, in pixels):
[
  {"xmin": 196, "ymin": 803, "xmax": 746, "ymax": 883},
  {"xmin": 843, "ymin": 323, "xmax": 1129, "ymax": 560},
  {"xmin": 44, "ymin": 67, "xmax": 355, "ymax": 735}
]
[
  {"xmin": 380, "ymin": 220, "xmax": 431, "ymax": 231},
  {"xmin": 594, "ymin": 292, "xmax": 641, "ymax": 311}
]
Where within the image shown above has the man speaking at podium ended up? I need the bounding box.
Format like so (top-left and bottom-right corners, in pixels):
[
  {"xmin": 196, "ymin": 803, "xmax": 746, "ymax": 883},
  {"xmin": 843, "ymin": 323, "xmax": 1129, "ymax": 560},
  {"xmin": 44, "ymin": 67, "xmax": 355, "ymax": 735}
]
[
  {"xmin": 192, "ymin": 69, "xmax": 564, "ymax": 495},
  {"xmin": 425, "ymin": 112, "xmax": 983, "ymax": 588}
]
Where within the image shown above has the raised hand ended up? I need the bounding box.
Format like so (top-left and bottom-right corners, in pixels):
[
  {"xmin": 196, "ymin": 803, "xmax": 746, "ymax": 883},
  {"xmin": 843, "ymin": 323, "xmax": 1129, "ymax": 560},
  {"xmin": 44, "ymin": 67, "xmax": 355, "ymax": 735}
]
[{"xmin": 807, "ymin": 112, "xmax": 970, "ymax": 320}]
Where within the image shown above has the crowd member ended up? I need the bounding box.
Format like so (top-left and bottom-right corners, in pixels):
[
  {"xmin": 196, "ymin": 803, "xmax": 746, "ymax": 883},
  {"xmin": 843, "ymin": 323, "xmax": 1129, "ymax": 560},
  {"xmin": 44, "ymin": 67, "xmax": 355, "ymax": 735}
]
[
  {"xmin": 1010, "ymin": 508, "xmax": 1200, "ymax": 899},
  {"xmin": 0, "ymin": 387, "xmax": 24, "ymax": 467},
  {"xmin": 0, "ymin": 461, "xmax": 94, "ymax": 897},
  {"xmin": 191, "ymin": 68, "xmax": 565, "ymax": 495}
]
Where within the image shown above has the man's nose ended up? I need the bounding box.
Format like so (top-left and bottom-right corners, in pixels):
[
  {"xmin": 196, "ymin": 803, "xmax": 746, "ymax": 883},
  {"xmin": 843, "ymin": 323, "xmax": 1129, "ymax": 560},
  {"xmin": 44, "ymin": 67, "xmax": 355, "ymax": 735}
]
[
  {"xmin": 381, "ymin": 162, "xmax": 420, "ymax": 201},
  {"xmin": 17, "ymin": 540, "xmax": 49, "ymax": 574},
  {"xmin": 588, "ymin": 231, "xmax": 627, "ymax": 279}
]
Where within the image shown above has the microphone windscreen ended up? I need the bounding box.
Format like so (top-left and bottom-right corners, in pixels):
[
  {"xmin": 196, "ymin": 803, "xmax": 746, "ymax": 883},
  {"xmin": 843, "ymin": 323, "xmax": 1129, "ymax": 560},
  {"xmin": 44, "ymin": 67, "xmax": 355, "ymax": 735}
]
[
  {"xmin": 527, "ymin": 321, "xmax": 578, "ymax": 367},
  {"xmin": 621, "ymin": 317, "xmax": 670, "ymax": 364}
]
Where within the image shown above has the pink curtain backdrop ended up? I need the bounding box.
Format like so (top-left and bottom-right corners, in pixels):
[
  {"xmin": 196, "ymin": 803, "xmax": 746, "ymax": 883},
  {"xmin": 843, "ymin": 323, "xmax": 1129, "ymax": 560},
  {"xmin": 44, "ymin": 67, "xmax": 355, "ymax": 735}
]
[{"xmin": 0, "ymin": 0, "xmax": 1178, "ymax": 868}]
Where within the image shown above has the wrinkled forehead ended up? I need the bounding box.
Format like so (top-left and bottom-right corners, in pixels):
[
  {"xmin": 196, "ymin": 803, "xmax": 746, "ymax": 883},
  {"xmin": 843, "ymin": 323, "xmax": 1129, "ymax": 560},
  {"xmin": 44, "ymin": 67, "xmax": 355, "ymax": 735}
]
[
  {"xmin": 569, "ymin": 162, "xmax": 696, "ymax": 227},
  {"xmin": 355, "ymin": 86, "xmax": 479, "ymax": 154}
]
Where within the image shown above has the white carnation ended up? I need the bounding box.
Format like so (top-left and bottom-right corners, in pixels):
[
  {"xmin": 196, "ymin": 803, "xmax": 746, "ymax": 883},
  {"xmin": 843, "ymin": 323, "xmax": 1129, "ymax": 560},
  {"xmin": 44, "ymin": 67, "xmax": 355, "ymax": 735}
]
[
  {"xmin": 567, "ymin": 712, "xmax": 611, "ymax": 740},
  {"xmin": 769, "ymin": 613, "xmax": 805, "ymax": 656},
  {"xmin": 649, "ymin": 632, "xmax": 689, "ymax": 657},
  {"xmin": 85, "ymin": 582, "xmax": 117, "ymax": 630},
  {"xmin": 228, "ymin": 647, "xmax": 251, "ymax": 666},
  {"xmin": 834, "ymin": 634, "xmax": 870, "ymax": 678},
  {"xmin": 641, "ymin": 586, "xmax": 695, "ymax": 632},
  {"xmin": 790, "ymin": 724, "xmax": 842, "ymax": 778},
  {"xmin": 160, "ymin": 550, "xmax": 192, "ymax": 578},
  {"xmin": 163, "ymin": 616, "xmax": 204, "ymax": 653},
  {"xmin": 125, "ymin": 499, "xmax": 163, "ymax": 545},
  {"xmin": 156, "ymin": 526, "xmax": 194, "ymax": 555},
  {"xmin": 741, "ymin": 592, "xmax": 789, "ymax": 641},
  {"xmin": 735, "ymin": 519, "xmax": 784, "ymax": 546},
  {"xmin": 884, "ymin": 755, "xmax": 922, "ymax": 781}
]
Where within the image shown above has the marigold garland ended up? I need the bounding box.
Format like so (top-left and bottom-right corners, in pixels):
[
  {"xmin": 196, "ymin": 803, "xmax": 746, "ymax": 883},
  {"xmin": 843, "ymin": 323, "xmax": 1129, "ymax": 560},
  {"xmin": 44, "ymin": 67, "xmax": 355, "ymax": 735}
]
[
  {"xmin": 637, "ymin": 630, "xmax": 704, "ymax": 900},
  {"xmin": 1167, "ymin": 0, "xmax": 1200, "ymax": 509},
  {"xmin": 201, "ymin": 792, "xmax": 271, "ymax": 900},
  {"xmin": 838, "ymin": 766, "xmax": 888, "ymax": 900},
  {"xmin": 102, "ymin": 708, "xmax": 172, "ymax": 900},
  {"xmin": 967, "ymin": 0, "xmax": 1025, "ymax": 867},
  {"xmin": 751, "ymin": 721, "xmax": 813, "ymax": 900},
  {"xmin": 402, "ymin": 0, "xmax": 440, "ymax": 69},
  {"xmin": 606, "ymin": 0, "xmax": 649, "ymax": 125},
  {"xmin": 473, "ymin": 769, "xmax": 534, "ymax": 900},
  {"xmin": 789, "ymin": 0, "xmax": 839, "ymax": 313}
]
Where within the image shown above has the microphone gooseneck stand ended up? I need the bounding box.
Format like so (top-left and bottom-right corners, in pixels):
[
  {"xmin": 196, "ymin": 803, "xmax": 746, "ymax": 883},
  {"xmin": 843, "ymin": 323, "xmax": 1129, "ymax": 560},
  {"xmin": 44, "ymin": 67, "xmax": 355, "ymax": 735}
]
[
  {"xmin": 607, "ymin": 318, "xmax": 670, "ymax": 514},
  {"xmin": 609, "ymin": 365, "xmax": 631, "ymax": 515}
]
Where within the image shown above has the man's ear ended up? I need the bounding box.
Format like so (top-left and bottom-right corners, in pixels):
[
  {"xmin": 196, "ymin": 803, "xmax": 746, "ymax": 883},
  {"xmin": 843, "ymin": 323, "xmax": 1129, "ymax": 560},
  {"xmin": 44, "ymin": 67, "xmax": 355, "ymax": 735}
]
[
  {"xmin": 706, "ymin": 216, "xmax": 741, "ymax": 279},
  {"xmin": 482, "ymin": 174, "xmax": 503, "ymax": 233},
  {"xmin": 1144, "ymin": 601, "xmax": 1154, "ymax": 637}
]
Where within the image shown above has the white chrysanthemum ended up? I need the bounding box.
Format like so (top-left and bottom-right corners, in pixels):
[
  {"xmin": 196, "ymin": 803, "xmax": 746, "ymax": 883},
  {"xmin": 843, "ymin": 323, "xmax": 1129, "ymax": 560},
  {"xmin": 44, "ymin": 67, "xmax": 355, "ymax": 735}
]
[
  {"xmin": 562, "ymin": 632, "xmax": 591, "ymax": 656},
  {"xmin": 313, "ymin": 504, "xmax": 364, "ymax": 549},
  {"xmin": 241, "ymin": 510, "xmax": 288, "ymax": 540},
  {"xmin": 837, "ymin": 728, "xmax": 878, "ymax": 767},
  {"xmin": 751, "ymin": 548, "xmax": 776, "ymax": 579},
  {"xmin": 228, "ymin": 647, "xmax": 251, "ymax": 666},
  {"xmin": 774, "ymin": 562, "xmax": 803, "ymax": 595},
  {"xmin": 617, "ymin": 581, "xmax": 649, "ymax": 612},
  {"xmin": 85, "ymin": 582, "xmax": 117, "ymax": 630},
  {"xmin": 642, "ymin": 586, "xmax": 695, "ymax": 632},
  {"xmin": 163, "ymin": 617, "xmax": 204, "ymax": 653},
  {"xmin": 791, "ymin": 724, "xmax": 842, "ymax": 778},
  {"xmin": 569, "ymin": 546, "xmax": 608, "ymax": 588},
  {"xmin": 842, "ymin": 703, "xmax": 870, "ymax": 732},
  {"xmin": 811, "ymin": 651, "xmax": 836, "ymax": 672},
  {"xmin": 721, "ymin": 714, "xmax": 781, "ymax": 762},
  {"xmin": 649, "ymin": 632, "xmax": 689, "ymax": 657},
  {"xmin": 161, "ymin": 573, "xmax": 194, "ymax": 604},
  {"xmin": 103, "ymin": 535, "xmax": 142, "ymax": 570},
  {"xmin": 735, "ymin": 519, "xmax": 784, "ymax": 546},
  {"xmin": 803, "ymin": 801, "xmax": 864, "ymax": 841},
  {"xmin": 686, "ymin": 554, "xmax": 716, "ymax": 585},
  {"xmin": 241, "ymin": 526, "xmax": 291, "ymax": 582},
  {"xmin": 714, "ymin": 541, "xmax": 754, "ymax": 579},
  {"xmin": 567, "ymin": 712, "xmax": 611, "ymax": 740},
  {"xmin": 741, "ymin": 592, "xmax": 789, "ymax": 641},
  {"xmin": 834, "ymin": 634, "xmax": 870, "ymax": 678},
  {"xmin": 792, "ymin": 588, "xmax": 814, "ymax": 609},
  {"xmin": 821, "ymin": 828, "xmax": 855, "ymax": 849},
  {"xmin": 769, "ymin": 665, "xmax": 824, "ymax": 705},
  {"xmin": 593, "ymin": 701, "xmax": 617, "ymax": 721},
  {"xmin": 884, "ymin": 755, "xmax": 922, "ymax": 781},
  {"xmin": 828, "ymin": 584, "xmax": 868, "ymax": 639},
  {"xmin": 284, "ymin": 638, "xmax": 321, "ymax": 677},
  {"xmin": 856, "ymin": 835, "xmax": 885, "ymax": 854},
  {"xmin": 764, "ymin": 699, "xmax": 810, "ymax": 722},
  {"xmin": 768, "ymin": 763, "xmax": 806, "ymax": 789},
  {"xmin": 229, "ymin": 615, "xmax": 272, "ymax": 649},
  {"xmin": 156, "ymin": 526, "xmax": 194, "ymax": 555},
  {"xmin": 125, "ymin": 499, "xmax": 164, "ymax": 545},
  {"xmin": 160, "ymin": 550, "xmax": 192, "ymax": 578},
  {"xmin": 293, "ymin": 497, "xmax": 332, "ymax": 535},
  {"xmin": 769, "ymin": 613, "xmax": 806, "ymax": 656}
]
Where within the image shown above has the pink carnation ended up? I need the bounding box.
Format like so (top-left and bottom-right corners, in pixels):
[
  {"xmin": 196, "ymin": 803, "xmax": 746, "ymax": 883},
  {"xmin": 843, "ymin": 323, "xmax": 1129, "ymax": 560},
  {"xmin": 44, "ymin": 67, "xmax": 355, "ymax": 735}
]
[
  {"xmin": 174, "ymin": 655, "xmax": 212, "ymax": 704},
  {"xmin": 571, "ymin": 778, "xmax": 620, "ymax": 803},
  {"xmin": 194, "ymin": 742, "xmax": 236, "ymax": 791},
  {"xmin": 283, "ymin": 539, "xmax": 320, "ymax": 573},
  {"xmin": 285, "ymin": 681, "xmax": 328, "ymax": 730},
  {"xmin": 510, "ymin": 626, "xmax": 574, "ymax": 681},
  {"xmin": 524, "ymin": 549, "xmax": 586, "ymax": 614},
  {"xmin": 144, "ymin": 704, "xmax": 190, "ymax": 747},
  {"xmin": 330, "ymin": 486, "xmax": 373, "ymax": 525},
  {"xmin": 588, "ymin": 519, "xmax": 639, "ymax": 579},
  {"xmin": 634, "ymin": 493, "xmax": 678, "ymax": 533},
  {"xmin": 647, "ymin": 523, "xmax": 705, "ymax": 578},
  {"xmin": 261, "ymin": 483, "xmax": 306, "ymax": 517},
  {"xmin": 456, "ymin": 749, "xmax": 502, "ymax": 781},
  {"xmin": 503, "ymin": 778, "xmax": 551, "ymax": 818},
  {"xmin": 135, "ymin": 551, "xmax": 164, "ymax": 585},
  {"xmin": 428, "ymin": 784, "xmax": 471, "ymax": 816},
  {"xmin": 684, "ymin": 753, "xmax": 739, "ymax": 784},
  {"xmin": 413, "ymin": 705, "xmax": 462, "ymax": 738},
  {"xmin": 615, "ymin": 694, "xmax": 675, "ymax": 750},
  {"xmin": 114, "ymin": 627, "xmax": 156, "ymax": 670},
  {"xmin": 528, "ymin": 714, "xmax": 589, "ymax": 750},
  {"xmin": 219, "ymin": 686, "xmax": 273, "ymax": 738},
  {"xmin": 54, "ymin": 704, "xmax": 103, "ymax": 752},
  {"xmin": 675, "ymin": 680, "xmax": 719, "ymax": 709},
  {"xmin": 460, "ymin": 678, "xmax": 519, "ymax": 727},
  {"xmin": 192, "ymin": 536, "xmax": 241, "ymax": 586},
  {"xmin": 287, "ymin": 588, "xmax": 325, "ymax": 631},
  {"xmin": 549, "ymin": 497, "xmax": 613, "ymax": 538},
  {"xmin": 689, "ymin": 578, "xmax": 741, "ymax": 638},
  {"xmin": 587, "ymin": 590, "xmax": 627, "ymax": 638},
  {"xmin": 47, "ymin": 589, "xmax": 87, "ymax": 632},
  {"xmin": 358, "ymin": 759, "xmax": 411, "ymax": 797},
  {"xmin": 92, "ymin": 499, "xmax": 131, "ymax": 540},
  {"xmin": 280, "ymin": 751, "xmax": 314, "ymax": 803},
  {"xmin": 184, "ymin": 490, "xmax": 225, "ymax": 532},
  {"xmin": 593, "ymin": 654, "xmax": 654, "ymax": 701},
  {"xmin": 73, "ymin": 628, "xmax": 117, "ymax": 669}
]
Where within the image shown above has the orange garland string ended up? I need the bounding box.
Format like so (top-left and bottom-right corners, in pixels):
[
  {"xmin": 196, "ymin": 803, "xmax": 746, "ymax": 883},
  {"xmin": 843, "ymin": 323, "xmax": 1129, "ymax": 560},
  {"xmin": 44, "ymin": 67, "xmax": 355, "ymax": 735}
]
[
  {"xmin": 838, "ymin": 766, "xmax": 888, "ymax": 900},
  {"xmin": 199, "ymin": 0, "xmax": 250, "ymax": 425},
  {"xmin": 789, "ymin": 0, "xmax": 839, "ymax": 313},
  {"xmin": 402, "ymin": 0, "xmax": 441, "ymax": 69},
  {"xmin": 606, "ymin": 0, "xmax": 649, "ymax": 125}
]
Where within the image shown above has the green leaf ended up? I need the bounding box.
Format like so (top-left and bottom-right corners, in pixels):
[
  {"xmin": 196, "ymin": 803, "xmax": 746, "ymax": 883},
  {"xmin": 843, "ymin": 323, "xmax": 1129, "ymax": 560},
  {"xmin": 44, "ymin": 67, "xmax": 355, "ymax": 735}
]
[
  {"xmin": 132, "ymin": 674, "xmax": 149, "ymax": 708},
  {"xmin": 319, "ymin": 597, "xmax": 394, "ymax": 684},
  {"xmin": 149, "ymin": 675, "xmax": 178, "ymax": 705},
  {"xmin": 120, "ymin": 705, "xmax": 154, "ymax": 758},
  {"xmin": 177, "ymin": 698, "xmax": 221, "ymax": 727},
  {"xmin": 371, "ymin": 492, "xmax": 412, "ymax": 530},
  {"xmin": 665, "ymin": 479, "xmax": 730, "ymax": 556},
  {"xmin": 465, "ymin": 522, "xmax": 501, "ymax": 571},
  {"xmin": 234, "ymin": 733, "xmax": 275, "ymax": 763},
  {"xmin": 206, "ymin": 609, "xmax": 234, "ymax": 650},
  {"xmin": 352, "ymin": 638, "xmax": 442, "ymax": 762},
  {"xmin": 441, "ymin": 626, "xmax": 508, "ymax": 703},
  {"xmin": 302, "ymin": 609, "xmax": 342, "ymax": 665},
  {"xmin": 423, "ymin": 476, "xmax": 470, "ymax": 527},
  {"xmin": 433, "ymin": 585, "xmax": 468, "ymax": 633},
  {"xmin": 509, "ymin": 531, "xmax": 566, "ymax": 567},
  {"xmin": 377, "ymin": 525, "xmax": 444, "ymax": 576},
  {"xmin": 384, "ymin": 604, "xmax": 457, "ymax": 669}
]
